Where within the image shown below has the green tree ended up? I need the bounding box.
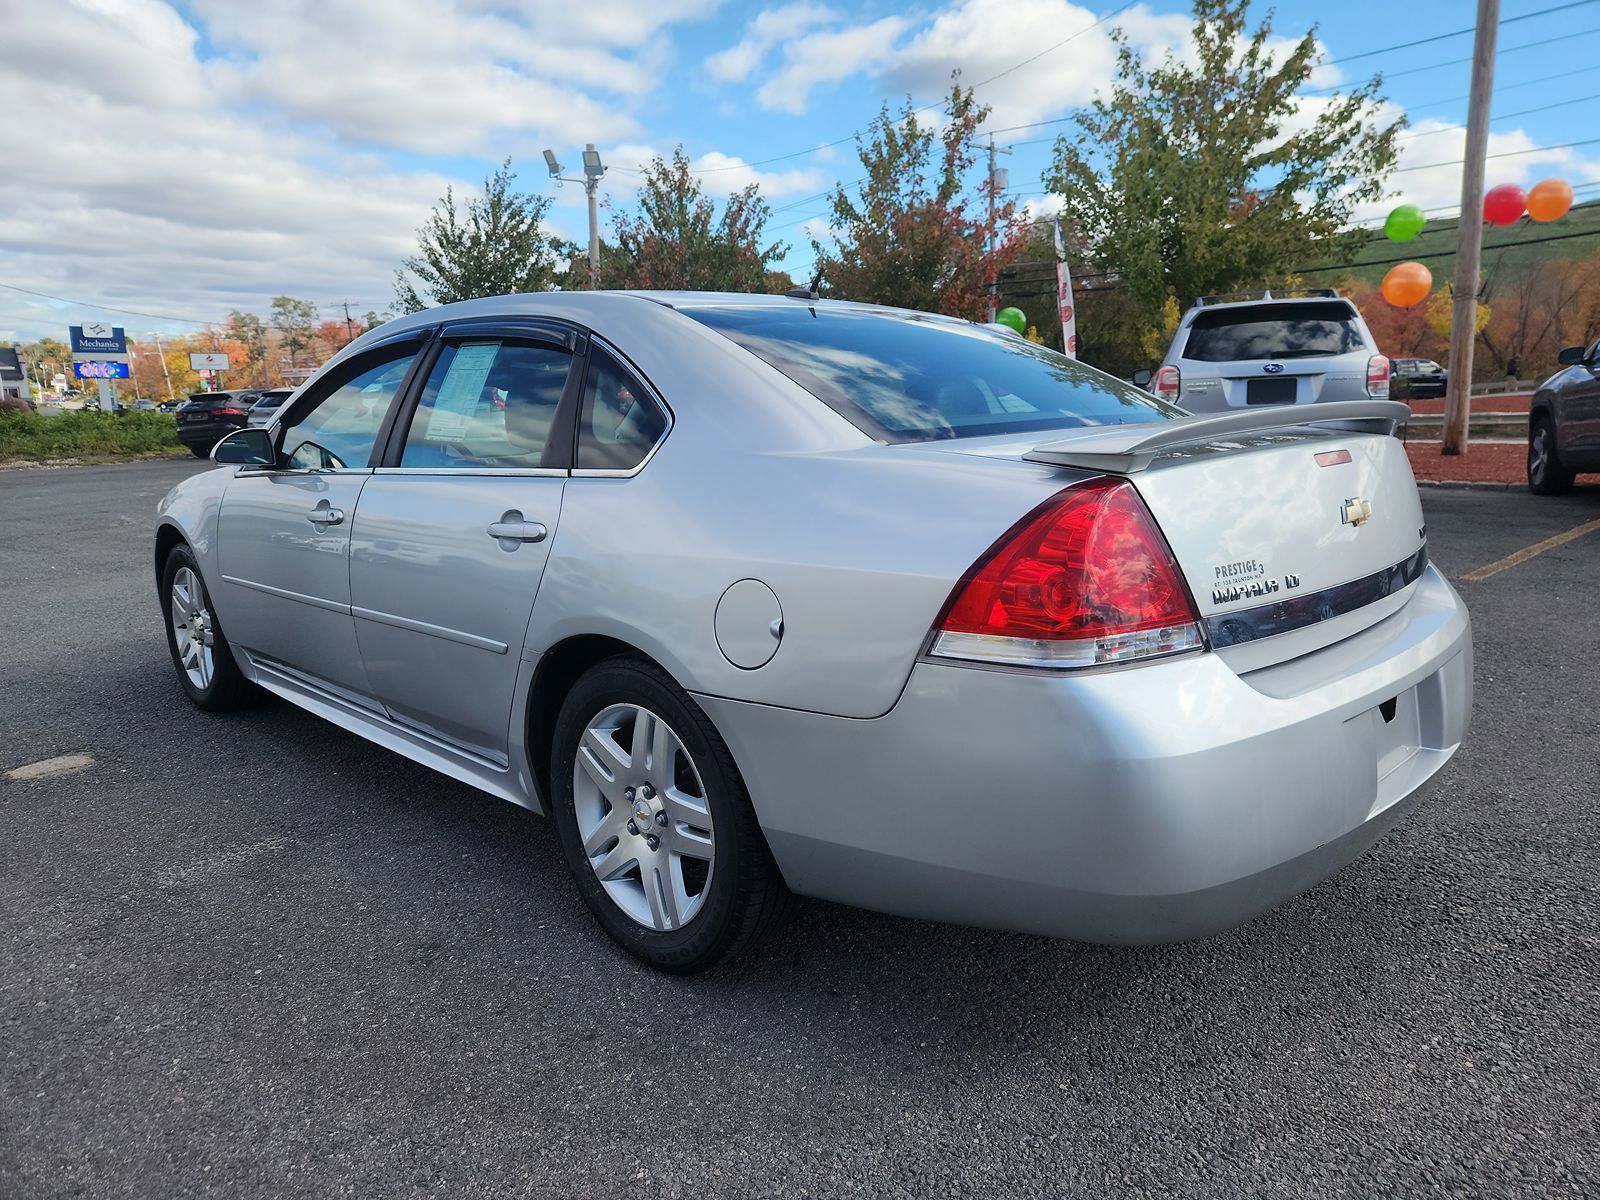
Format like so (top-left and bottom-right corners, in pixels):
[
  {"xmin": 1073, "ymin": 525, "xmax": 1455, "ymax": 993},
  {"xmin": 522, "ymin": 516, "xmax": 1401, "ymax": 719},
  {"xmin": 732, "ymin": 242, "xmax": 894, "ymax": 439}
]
[
  {"xmin": 269, "ymin": 297, "xmax": 318, "ymax": 370},
  {"xmin": 812, "ymin": 76, "xmax": 1026, "ymax": 321},
  {"xmin": 395, "ymin": 160, "xmax": 563, "ymax": 311},
  {"xmin": 1044, "ymin": 0, "xmax": 1402, "ymax": 374},
  {"xmin": 596, "ymin": 146, "xmax": 788, "ymax": 292}
]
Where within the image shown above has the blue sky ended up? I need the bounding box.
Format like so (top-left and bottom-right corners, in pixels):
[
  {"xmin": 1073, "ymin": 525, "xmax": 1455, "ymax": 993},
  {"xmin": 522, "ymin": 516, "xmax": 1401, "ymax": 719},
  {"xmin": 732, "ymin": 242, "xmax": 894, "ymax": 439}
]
[{"xmin": 2, "ymin": 0, "xmax": 1597, "ymax": 343}]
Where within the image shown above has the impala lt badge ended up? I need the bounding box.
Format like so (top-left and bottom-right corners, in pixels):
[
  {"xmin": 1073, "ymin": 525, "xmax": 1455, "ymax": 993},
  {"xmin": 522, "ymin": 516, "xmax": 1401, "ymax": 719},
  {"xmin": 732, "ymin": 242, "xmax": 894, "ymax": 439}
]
[{"xmin": 1340, "ymin": 496, "xmax": 1373, "ymax": 527}]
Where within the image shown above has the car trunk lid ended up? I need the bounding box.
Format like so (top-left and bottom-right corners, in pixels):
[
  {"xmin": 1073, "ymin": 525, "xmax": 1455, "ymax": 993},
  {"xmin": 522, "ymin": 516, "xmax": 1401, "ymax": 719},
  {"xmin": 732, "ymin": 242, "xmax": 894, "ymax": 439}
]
[{"xmin": 960, "ymin": 401, "xmax": 1426, "ymax": 670}]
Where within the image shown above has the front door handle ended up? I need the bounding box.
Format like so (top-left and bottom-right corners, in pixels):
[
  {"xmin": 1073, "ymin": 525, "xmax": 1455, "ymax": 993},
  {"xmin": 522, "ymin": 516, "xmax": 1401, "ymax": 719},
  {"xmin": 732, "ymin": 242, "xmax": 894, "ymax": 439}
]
[
  {"xmin": 487, "ymin": 513, "xmax": 547, "ymax": 545},
  {"xmin": 307, "ymin": 503, "xmax": 345, "ymax": 528}
]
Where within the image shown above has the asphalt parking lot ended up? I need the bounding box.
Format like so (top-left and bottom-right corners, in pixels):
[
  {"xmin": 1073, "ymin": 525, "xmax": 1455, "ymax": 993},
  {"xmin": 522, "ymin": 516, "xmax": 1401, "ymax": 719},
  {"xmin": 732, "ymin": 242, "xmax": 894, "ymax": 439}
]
[{"xmin": 2, "ymin": 459, "xmax": 1597, "ymax": 1199}]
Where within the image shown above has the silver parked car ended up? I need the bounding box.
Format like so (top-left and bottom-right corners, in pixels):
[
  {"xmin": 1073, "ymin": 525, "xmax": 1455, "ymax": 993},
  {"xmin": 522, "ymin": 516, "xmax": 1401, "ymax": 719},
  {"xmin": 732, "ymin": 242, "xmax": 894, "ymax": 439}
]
[
  {"xmin": 154, "ymin": 292, "xmax": 1472, "ymax": 972},
  {"xmin": 245, "ymin": 388, "xmax": 295, "ymax": 429},
  {"xmin": 1147, "ymin": 289, "xmax": 1391, "ymax": 411},
  {"xmin": 1528, "ymin": 339, "xmax": 1600, "ymax": 494}
]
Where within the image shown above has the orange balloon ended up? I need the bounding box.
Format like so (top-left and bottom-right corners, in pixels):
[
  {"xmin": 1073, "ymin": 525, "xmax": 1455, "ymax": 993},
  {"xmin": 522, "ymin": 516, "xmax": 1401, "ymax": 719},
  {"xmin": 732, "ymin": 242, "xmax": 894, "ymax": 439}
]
[
  {"xmin": 1526, "ymin": 178, "xmax": 1574, "ymax": 222},
  {"xmin": 1381, "ymin": 261, "xmax": 1432, "ymax": 307}
]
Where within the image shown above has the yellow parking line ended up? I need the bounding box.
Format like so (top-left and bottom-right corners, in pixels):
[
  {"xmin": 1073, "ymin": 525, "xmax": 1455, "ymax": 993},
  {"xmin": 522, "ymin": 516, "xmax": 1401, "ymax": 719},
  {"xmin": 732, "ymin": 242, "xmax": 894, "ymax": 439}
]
[{"xmin": 1460, "ymin": 515, "xmax": 1600, "ymax": 582}]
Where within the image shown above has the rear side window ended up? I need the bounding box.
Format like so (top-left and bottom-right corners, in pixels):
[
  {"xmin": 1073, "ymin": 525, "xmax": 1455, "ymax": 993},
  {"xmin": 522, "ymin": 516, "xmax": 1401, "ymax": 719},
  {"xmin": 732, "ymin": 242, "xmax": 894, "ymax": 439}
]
[
  {"xmin": 686, "ymin": 306, "xmax": 1177, "ymax": 444},
  {"xmin": 401, "ymin": 340, "xmax": 572, "ymax": 469},
  {"xmin": 576, "ymin": 346, "xmax": 668, "ymax": 471},
  {"xmin": 1183, "ymin": 302, "xmax": 1365, "ymax": 362}
]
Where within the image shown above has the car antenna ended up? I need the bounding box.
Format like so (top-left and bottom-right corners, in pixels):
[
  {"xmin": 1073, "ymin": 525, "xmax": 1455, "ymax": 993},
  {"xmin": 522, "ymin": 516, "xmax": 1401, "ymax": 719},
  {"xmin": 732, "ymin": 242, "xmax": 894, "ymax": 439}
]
[{"xmin": 785, "ymin": 268, "xmax": 824, "ymax": 302}]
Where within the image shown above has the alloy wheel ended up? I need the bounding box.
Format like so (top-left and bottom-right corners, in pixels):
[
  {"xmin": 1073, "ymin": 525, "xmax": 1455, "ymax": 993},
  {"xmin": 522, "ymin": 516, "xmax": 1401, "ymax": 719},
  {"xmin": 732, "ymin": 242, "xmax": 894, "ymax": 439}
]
[
  {"xmin": 1529, "ymin": 426, "xmax": 1550, "ymax": 480},
  {"xmin": 573, "ymin": 703, "xmax": 716, "ymax": 931},
  {"xmin": 170, "ymin": 566, "xmax": 215, "ymax": 691}
]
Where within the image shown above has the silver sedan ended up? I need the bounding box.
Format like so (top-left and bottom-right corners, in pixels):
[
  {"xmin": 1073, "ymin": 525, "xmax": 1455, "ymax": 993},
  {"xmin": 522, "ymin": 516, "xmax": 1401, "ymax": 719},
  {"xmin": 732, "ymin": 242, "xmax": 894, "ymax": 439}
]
[{"xmin": 154, "ymin": 292, "xmax": 1473, "ymax": 972}]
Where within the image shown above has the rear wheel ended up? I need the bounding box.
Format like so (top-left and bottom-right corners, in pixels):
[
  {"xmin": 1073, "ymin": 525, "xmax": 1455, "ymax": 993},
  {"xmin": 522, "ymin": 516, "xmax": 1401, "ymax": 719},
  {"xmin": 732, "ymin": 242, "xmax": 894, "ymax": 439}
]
[
  {"xmin": 549, "ymin": 657, "xmax": 791, "ymax": 973},
  {"xmin": 161, "ymin": 545, "xmax": 254, "ymax": 710},
  {"xmin": 1528, "ymin": 417, "xmax": 1574, "ymax": 495},
  {"xmin": 188, "ymin": 444, "xmax": 209, "ymax": 458}
]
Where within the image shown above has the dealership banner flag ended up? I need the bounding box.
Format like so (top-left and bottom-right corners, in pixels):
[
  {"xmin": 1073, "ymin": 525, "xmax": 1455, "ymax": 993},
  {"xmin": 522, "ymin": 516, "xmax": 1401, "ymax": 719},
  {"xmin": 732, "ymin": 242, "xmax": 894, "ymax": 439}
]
[{"xmin": 1053, "ymin": 217, "xmax": 1077, "ymax": 359}]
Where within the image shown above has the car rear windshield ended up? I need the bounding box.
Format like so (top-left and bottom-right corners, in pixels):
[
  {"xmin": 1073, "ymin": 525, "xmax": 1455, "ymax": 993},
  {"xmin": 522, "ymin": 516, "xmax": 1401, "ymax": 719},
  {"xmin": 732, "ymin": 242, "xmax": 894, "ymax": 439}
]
[
  {"xmin": 685, "ymin": 305, "xmax": 1178, "ymax": 443},
  {"xmin": 1183, "ymin": 302, "xmax": 1365, "ymax": 362}
]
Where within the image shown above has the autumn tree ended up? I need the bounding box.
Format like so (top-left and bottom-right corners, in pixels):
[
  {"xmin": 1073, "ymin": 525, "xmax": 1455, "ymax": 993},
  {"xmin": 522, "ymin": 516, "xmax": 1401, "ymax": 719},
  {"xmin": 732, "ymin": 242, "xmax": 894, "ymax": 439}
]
[
  {"xmin": 587, "ymin": 146, "xmax": 789, "ymax": 292},
  {"xmin": 1045, "ymin": 0, "xmax": 1403, "ymax": 374},
  {"xmin": 813, "ymin": 76, "xmax": 1027, "ymax": 320},
  {"xmin": 395, "ymin": 160, "xmax": 563, "ymax": 311},
  {"xmin": 270, "ymin": 296, "xmax": 318, "ymax": 371}
]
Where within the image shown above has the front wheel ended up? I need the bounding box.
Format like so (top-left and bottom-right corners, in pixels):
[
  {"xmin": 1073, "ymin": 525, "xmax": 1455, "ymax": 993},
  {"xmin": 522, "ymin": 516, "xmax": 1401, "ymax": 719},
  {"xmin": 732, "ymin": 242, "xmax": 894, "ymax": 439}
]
[
  {"xmin": 1528, "ymin": 417, "xmax": 1574, "ymax": 495},
  {"xmin": 161, "ymin": 545, "xmax": 255, "ymax": 710},
  {"xmin": 550, "ymin": 657, "xmax": 792, "ymax": 973}
]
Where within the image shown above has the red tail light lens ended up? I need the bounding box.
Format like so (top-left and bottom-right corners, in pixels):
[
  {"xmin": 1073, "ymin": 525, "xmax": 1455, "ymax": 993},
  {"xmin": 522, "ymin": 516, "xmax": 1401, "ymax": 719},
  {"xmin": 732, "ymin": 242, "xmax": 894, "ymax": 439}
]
[
  {"xmin": 213, "ymin": 406, "xmax": 249, "ymax": 417},
  {"xmin": 1366, "ymin": 355, "xmax": 1390, "ymax": 399},
  {"xmin": 1153, "ymin": 364, "xmax": 1181, "ymax": 402},
  {"xmin": 932, "ymin": 478, "xmax": 1203, "ymax": 669}
]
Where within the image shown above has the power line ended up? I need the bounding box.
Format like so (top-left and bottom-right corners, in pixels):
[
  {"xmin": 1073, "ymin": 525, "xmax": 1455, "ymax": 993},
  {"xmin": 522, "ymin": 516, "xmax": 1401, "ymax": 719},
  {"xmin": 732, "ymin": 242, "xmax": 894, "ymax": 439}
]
[
  {"xmin": 1303, "ymin": 26, "xmax": 1596, "ymax": 94},
  {"xmin": 1397, "ymin": 90, "xmax": 1600, "ymax": 139},
  {"xmin": 1298, "ymin": 225, "xmax": 1600, "ymax": 273},
  {"xmin": 0, "ymin": 281, "xmax": 214, "ymax": 326},
  {"xmin": 1394, "ymin": 62, "xmax": 1593, "ymax": 118},
  {"xmin": 1392, "ymin": 136, "xmax": 1600, "ymax": 172},
  {"xmin": 1318, "ymin": 0, "xmax": 1596, "ymax": 66}
]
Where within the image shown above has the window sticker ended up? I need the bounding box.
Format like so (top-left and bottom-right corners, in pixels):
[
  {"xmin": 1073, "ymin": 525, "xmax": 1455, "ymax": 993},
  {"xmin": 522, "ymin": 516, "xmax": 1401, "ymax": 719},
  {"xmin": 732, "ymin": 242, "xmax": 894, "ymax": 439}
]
[{"xmin": 425, "ymin": 342, "xmax": 500, "ymax": 439}]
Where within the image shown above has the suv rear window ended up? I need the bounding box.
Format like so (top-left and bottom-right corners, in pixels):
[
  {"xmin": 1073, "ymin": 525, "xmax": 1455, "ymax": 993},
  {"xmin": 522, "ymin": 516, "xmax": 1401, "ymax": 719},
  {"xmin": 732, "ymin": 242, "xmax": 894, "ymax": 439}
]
[
  {"xmin": 1183, "ymin": 302, "xmax": 1365, "ymax": 362},
  {"xmin": 686, "ymin": 306, "xmax": 1178, "ymax": 443}
]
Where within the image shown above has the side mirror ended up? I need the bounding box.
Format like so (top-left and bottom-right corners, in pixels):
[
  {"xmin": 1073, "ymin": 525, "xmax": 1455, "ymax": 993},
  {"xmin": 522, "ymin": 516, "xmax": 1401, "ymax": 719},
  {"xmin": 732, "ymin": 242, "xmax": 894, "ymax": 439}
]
[
  {"xmin": 1557, "ymin": 345, "xmax": 1585, "ymax": 367},
  {"xmin": 1131, "ymin": 368, "xmax": 1154, "ymax": 389},
  {"xmin": 212, "ymin": 427, "xmax": 275, "ymax": 466}
]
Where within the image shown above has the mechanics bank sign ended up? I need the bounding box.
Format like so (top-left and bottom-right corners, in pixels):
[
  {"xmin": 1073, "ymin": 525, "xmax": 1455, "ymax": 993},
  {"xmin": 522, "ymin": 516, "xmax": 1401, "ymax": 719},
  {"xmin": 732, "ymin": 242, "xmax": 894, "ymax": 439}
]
[{"xmin": 69, "ymin": 322, "xmax": 128, "ymax": 356}]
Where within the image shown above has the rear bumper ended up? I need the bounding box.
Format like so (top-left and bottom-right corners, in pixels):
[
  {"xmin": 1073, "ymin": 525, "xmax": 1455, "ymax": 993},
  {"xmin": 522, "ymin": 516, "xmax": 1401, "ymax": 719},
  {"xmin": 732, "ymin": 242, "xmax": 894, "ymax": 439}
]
[
  {"xmin": 177, "ymin": 420, "xmax": 245, "ymax": 449},
  {"xmin": 698, "ymin": 565, "xmax": 1472, "ymax": 944}
]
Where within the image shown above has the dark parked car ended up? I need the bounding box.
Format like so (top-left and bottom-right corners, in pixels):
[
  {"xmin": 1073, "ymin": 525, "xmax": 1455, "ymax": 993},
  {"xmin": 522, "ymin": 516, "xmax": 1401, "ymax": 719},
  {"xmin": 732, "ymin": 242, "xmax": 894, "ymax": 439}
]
[
  {"xmin": 1392, "ymin": 358, "xmax": 1448, "ymax": 400},
  {"xmin": 1529, "ymin": 341, "xmax": 1600, "ymax": 494},
  {"xmin": 175, "ymin": 392, "xmax": 258, "ymax": 457}
]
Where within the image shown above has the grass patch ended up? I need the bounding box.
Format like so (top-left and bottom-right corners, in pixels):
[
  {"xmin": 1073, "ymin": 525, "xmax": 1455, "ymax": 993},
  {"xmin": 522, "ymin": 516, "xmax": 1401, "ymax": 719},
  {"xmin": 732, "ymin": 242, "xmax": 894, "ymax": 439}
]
[{"xmin": 0, "ymin": 410, "xmax": 185, "ymax": 463}]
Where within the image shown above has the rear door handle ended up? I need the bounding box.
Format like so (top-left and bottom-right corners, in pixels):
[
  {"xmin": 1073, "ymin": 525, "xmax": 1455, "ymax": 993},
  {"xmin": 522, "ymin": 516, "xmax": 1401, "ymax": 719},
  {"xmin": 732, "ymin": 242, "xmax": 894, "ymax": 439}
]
[
  {"xmin": 307, "ymin": 503, "xmax": 345, "ymax": 528},
  {"xmin": 487, "ymin": 517, "xmax": 547, "ymax": 544}
]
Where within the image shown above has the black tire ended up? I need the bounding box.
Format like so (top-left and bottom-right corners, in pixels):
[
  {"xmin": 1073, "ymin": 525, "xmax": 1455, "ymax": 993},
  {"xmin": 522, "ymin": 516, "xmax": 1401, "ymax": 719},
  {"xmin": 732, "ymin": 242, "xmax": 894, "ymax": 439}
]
[
  {"xmin": 1528, "ymin": 416, "xmax": 1574, "ymax": 495},
  {"xmin": 549, "ymin": 656, "xmax": 793, "ymax": 973},
  {"xmin": 160, "ymin": 544, "xmax": 255, "ymax": 711},
  {"xmin": 188, "ymin": 444, "xmax": 209, "ymax": 458}
]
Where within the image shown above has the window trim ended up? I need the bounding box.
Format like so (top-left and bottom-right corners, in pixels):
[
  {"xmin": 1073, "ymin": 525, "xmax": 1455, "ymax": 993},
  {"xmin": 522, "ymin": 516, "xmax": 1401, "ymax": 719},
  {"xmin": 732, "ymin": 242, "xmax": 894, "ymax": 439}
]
[
  {"xmin": 252, "ymin": 331, "xmax": 434, "ymax": 476},
  {"xmin": 570, "ymin": 336, "xmax": 674, "ymax": 479},
  {"xmin": 375, "ymin": 318, "xmax": 584, "ymax": 476}
]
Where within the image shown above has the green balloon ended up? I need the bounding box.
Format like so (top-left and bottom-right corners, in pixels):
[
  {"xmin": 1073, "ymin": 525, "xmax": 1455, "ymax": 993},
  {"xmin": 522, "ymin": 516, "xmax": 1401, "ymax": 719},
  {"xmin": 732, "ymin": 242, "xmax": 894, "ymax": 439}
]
[
  {"xmin": 1384, "ymin": 204, "xmax": 1426, "ymax": 243},
  {"xmin": 996, "ymin": 307, "xmax": 1027, "ymax": 333}
]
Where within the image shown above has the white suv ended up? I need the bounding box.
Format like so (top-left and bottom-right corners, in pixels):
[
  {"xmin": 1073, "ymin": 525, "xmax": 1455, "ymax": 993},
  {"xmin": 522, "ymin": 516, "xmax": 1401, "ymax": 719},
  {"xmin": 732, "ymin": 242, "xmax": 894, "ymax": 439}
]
[{"xmin": 1146, "ymin": 289, "xmax": 1390, "ymax": 412}]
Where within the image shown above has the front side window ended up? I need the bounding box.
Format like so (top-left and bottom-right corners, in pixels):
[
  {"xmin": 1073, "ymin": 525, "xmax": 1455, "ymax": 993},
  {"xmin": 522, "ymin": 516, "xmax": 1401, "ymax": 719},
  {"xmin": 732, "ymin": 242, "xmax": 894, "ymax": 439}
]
[
  {"xmin": 686, "ymin": 305, "xmax": 1176, "ymax": 444},
  {"xmin": 576, "ymin": 346, "xmax": 668, "ymax": 470},
  {"xmin": 281, "ymin": 349, "xmax": 417, "ymax": 470},
  {"xmin": 1182, "ymin": 302, "xmax": 1365, "ymax": 363},
  {"xmin": 400, "ymin": 340, "xmax": 573, "ymax": 469}
]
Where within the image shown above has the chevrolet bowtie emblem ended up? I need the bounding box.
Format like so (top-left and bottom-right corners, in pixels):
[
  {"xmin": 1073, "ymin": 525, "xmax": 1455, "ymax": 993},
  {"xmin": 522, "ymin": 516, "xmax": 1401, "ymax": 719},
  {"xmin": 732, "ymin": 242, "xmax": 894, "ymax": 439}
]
[{"xmin": 1340, "ymin": 496, "xmax": 1373, "ymax": 527}]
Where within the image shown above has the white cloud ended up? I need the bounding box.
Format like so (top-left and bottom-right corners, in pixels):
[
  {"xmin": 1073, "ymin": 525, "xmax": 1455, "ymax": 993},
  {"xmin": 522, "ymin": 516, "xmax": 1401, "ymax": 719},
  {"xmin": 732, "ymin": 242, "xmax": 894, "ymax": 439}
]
[
  {"xmin": 754, "ymin": 16, "xmax": 916, "ymax": 114},
  {"xmin": 706, "ymin": 3, "xmax": 838, "ymax": 82}
]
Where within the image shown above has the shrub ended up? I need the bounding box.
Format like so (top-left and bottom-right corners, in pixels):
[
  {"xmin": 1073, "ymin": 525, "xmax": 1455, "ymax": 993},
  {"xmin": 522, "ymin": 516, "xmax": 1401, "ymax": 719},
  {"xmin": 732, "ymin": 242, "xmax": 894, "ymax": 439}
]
[{"xmin": 0, "ymin": 409, "xmax": 183, "ymax": 462}]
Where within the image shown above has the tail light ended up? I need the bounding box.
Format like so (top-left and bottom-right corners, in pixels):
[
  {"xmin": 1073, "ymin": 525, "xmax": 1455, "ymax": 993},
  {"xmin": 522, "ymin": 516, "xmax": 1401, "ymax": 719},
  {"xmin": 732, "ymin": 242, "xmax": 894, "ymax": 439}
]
[
  {"xmin": 931, "ymin": 478, "xmax": 1203, "ymax": 669},
  {"xmin": 213, "ymin": 407, "xmax": 249, "ymax": 417},
  {"xmin": 1366, "ymin": 355, "xmax": 1390, "ymax": 399},
  {"xmin": 1153, "ymin": 364, "xmax": 1181, "ymax": 402}
]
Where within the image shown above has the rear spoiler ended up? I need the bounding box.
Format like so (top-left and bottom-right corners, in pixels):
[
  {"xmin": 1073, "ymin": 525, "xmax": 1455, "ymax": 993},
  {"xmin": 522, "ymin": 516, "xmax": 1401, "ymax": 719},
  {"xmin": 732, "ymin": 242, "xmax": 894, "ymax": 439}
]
[{"xmin": 1023, "ymin": 401, "xmax": 1409, "ymax": 474}]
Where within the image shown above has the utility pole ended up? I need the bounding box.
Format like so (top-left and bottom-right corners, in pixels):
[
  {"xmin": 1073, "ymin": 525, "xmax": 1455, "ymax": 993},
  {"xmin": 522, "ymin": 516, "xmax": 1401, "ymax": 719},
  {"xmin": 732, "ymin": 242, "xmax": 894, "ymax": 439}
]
[
  {"xmin": 1442, "ymin": 0, "xmax": 1499, "ymax": 456},
  {"xmin": 151, "ymin": 331, "xmax": 174, "ymax": 400},
  {"xmin": 257, "ymin": 323, "xmax": 268, "ymax": 386},
  {"xmin": 985, "ymin": 136, "xmax": 1012, "ymax": 324},
  {"xmin": 342, "ymin": 300, "xmax": 356, "ymax": 345}
]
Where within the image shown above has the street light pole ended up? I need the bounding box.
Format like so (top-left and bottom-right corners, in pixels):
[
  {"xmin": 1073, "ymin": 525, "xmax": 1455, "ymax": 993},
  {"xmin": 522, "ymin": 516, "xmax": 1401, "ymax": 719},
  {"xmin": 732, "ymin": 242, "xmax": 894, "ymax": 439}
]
[
  {"xmin": 985, "ymin": 136, "xmax": 1012, "ymax": 324},
  {"xmin": 1441, "ymin": 0, "xmax": 1499, "ymax": 457},
  {"xmin": 545, "ymin": 145, "xmax": 607, "ymax": 289}
]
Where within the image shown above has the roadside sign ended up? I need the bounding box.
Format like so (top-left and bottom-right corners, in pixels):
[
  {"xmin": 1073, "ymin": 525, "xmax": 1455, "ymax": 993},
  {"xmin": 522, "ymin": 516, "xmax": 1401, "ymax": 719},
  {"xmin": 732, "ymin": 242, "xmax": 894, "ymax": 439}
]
[
  {"xmin": 73, "ymin": 361, "xmax": 131, "ymax": 379},
  {"xmin": 69, "ymin": 323, "xmax": 128, "ymax": 357},
  {"xmin": 189, "ymin": 352, "xmax": 230, "ymax": 371}
]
